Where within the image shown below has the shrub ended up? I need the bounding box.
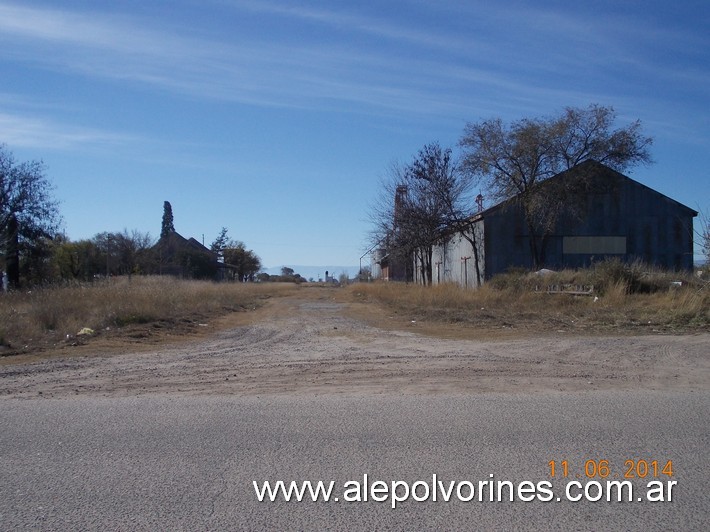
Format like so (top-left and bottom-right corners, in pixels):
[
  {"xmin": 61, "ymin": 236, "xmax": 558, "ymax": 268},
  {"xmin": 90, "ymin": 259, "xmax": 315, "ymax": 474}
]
[
  {"xmin": 589, "ymin": 258, "xmax": 694, "ymax": 295},
  {"xmin": 488, "ymin": 267, "xmax": 530, "ymax": 291}
]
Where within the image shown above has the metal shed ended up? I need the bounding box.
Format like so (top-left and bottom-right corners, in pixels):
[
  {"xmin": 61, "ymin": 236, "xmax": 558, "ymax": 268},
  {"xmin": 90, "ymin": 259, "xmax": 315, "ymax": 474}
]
[{"xmin": 420, "ymin": 161, "xmax": 697, "ymax": 287}]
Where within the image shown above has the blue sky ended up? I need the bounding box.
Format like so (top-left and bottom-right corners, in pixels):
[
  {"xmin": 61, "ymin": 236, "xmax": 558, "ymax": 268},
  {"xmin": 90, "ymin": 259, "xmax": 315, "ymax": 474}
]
[{"xmin": 1, "ymin": 0, "xmax": 708, "ymax": 269}]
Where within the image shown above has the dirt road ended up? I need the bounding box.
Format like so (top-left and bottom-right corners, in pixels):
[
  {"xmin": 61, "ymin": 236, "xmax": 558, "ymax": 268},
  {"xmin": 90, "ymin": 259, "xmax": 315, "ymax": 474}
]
[
  {"xmin": 1, "ymin": 287, "xmax": 708, "ymax": 398},
  {"xmin": 2, "ymin": 287, "xmax": 709, "ymax": 530}
]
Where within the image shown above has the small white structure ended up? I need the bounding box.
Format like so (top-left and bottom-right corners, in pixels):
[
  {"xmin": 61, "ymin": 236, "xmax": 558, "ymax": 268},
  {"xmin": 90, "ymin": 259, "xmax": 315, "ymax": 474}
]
[
  {"xmin": 371, "ymin": 248, "xmax": 386, "ymax": 279},
  {"xmin": 413, "ymin": 220, "xmax": 485, "ymax": 288}
]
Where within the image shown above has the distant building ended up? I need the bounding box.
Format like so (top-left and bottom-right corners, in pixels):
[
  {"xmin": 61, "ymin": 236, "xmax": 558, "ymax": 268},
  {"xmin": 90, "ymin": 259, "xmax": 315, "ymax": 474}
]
[
  {"xmin": 371, "ymin": 185, "xmax": 416, "ymax": 282},
  {"xmin": 399, "ymin": 161, "xmax": 696, "ymax": 287},
  {"xmin": 373, "ymin": 249, "xmax": 411, "ymax": 282},
  {"xmin": 152, "ymin": 231, "xmax": 220, "ymax": 280}
]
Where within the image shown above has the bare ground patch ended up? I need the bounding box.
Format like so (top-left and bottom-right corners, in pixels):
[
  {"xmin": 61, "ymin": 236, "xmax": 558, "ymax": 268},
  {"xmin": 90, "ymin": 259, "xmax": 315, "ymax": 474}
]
[{"xmin": 1, "ymin": 286, "xmax": 708, "ymax": 399}]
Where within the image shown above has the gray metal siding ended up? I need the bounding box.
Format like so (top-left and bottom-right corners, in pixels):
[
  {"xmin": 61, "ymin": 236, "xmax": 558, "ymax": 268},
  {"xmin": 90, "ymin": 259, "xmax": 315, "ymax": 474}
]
[
  {"xmin": 482, "ymin": 168, "xmax": 696, "ymax": 278},
  {"xmin": 424, "ymin": 221, "xmax": 485, "ymax": 288},
  {"xmin": 416, "ymin": 163, "xmax": 696, "ymax": 287}
]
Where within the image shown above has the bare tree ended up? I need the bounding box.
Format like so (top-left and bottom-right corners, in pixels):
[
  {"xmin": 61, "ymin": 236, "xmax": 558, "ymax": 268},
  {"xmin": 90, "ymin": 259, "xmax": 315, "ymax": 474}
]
[
  {"xmin": 699, "ymin": 210, "xmax": 710, "ymax": 267},
  {"xmin": 113, "ymin": 229, "xmax": 154, "ymax": 277},
  {"xmin": 459, "ymin": 104, "xmax": 653, "ymax": 268},
  {"xmin": 91, "ymin": 230, "xmax": 154, "ymax": 278},
  {"xmin": 370, "ymin": 143, "xmax": 475, "ymax": 285},
  {"xmin": 407, "ymin": 143, "xmax": 485, "ymax": 286}
]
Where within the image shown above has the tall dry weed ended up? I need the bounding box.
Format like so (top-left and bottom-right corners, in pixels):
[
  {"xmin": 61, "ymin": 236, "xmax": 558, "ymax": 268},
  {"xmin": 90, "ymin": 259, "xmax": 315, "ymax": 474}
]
[
  {"xmin": 350, "ymin": 274, "xmax": 708, "ymax": 332},
  {"xmin": 601, "ymin": 280, "xmax": 629, "ymax": 306},
  {"xmin": 0, "ymin": 276, "xmax": 294, "ymax": 351}
]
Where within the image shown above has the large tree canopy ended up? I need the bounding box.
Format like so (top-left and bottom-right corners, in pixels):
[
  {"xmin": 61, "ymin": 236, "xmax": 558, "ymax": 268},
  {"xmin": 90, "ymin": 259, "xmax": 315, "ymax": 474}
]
[
  {"xmin": 0, "ymin": 146, "xmax": 61, "ymax": 243},
  {"xmin": 211, "ymin": 227, "xmax": 261, "ymax": 282},
  {"xmin": 459, "ymin": 104, "xmax": 653, "ymax": 267},
  {"xmin": 459, "ymin": 104, "xmax": 652, "ymax": 201},
  {"xmin": 1, "ymin": 146, "xmax": 62, "ymax": 287}
]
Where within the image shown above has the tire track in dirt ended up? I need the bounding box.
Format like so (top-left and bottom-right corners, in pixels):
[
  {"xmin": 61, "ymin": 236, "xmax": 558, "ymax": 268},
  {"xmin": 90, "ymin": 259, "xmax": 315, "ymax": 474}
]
[{"xmin": 1, "ymin": 290, "xmax": 708, "ymax": 398}]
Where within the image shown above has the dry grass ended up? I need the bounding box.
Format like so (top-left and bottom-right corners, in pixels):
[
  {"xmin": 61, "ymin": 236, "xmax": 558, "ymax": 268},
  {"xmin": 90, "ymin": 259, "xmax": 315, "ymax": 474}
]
[
  {"xmin": 347, "ymin": 270, "xmax": 709, "ymax": 334},
  {"xmin": 0, "ymin": 276, "xmax": 296, "ymax": 354},
  {"xmin": 2, "ymin": 267, "xmax": 706, "ymax": 357}
]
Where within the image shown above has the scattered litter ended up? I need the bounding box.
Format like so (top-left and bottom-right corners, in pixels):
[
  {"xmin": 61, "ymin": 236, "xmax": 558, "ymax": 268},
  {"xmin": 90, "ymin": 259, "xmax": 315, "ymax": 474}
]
[
  {"xmin": 534, "ymin": 269, "xmax": 555, "ymax": 276},
  {"xmin": 539, "ymin": 284, "xmax": 594, "ymax": 295}
]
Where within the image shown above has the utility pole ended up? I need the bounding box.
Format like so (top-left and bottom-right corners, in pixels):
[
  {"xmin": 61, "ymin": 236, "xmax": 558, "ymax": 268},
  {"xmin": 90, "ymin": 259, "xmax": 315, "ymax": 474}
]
[{"xmin": 461, "ymin": 256, "xmax": 471, "ymax": 288}]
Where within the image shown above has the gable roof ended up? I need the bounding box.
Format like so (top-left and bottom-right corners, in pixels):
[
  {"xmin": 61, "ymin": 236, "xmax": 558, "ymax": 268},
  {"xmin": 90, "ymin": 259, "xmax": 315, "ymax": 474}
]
[
  {"xmin": 153, "ymin": 231, "xmax": 217, "ymax": 258},
  {"xmin": 475, "ymin": 160, "xmax": 698, "ymax": 219}
]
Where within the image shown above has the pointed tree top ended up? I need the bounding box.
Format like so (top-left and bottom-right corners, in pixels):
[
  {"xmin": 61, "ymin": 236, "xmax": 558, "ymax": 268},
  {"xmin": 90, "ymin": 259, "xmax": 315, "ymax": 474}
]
[{"xmin": 161, "ymin": 201, "xmax": 175, "ymax": 239}]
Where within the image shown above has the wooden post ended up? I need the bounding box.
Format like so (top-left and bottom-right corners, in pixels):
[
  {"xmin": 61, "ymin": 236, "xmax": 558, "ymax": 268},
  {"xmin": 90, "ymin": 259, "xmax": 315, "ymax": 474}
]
[{"xmin": 461, "ymin": 256, "xmax": 471, "ymax": 288}]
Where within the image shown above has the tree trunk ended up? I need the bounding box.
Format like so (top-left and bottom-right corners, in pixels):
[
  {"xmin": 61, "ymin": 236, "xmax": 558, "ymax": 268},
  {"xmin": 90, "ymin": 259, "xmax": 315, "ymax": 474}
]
[
  {"xmin": 425, "ymin": 245, "xmax": 433, "ymax": 286},
  {"xmin": 6, "ymin": 214, "xmax": 20, "ymax": 289},
  {"xmin": 461, "ymin": 223, "xmax": 483, "ymax": 287},
  {"xmin": 525, "ymin": 217, "xmax": 541, "ymax": 270},
  {"xmin": 418, "ymin": 250, "xmax": 426, "ymax": 285}
]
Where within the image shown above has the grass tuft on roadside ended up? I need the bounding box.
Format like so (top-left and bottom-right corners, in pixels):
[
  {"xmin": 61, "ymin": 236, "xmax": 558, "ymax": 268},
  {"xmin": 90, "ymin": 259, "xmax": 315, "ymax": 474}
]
[{"xmin": 347, "ymin": 263, "xmax": 709, "ymax": 333}]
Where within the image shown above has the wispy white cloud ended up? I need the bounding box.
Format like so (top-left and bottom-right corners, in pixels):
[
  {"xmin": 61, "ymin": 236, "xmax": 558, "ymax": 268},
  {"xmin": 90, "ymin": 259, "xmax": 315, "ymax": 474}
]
[
  {"xmin": 0, "ymin": 1, "xmax": 509, "ymax": 115},
  {"xmin": 0, "ymin": 2, "xmax": 385, "ymax": 110},
  {"xmin": 219, "ymin": 0, "xmax": 491, "ymax": 53},
  {"xmin": 0, "ymin": 111, "xmax": 139, "ymax": 150},
  {"xmin": 0, "ymin": 0, "xmax": 706, "ymax": 129},
  {"xmin": 210, "ymin": 0, "xmax": 710, "ymax": 115},
  {"xmin": 0, "ymin": 3, "xmax": 191, "ymax": 59}
]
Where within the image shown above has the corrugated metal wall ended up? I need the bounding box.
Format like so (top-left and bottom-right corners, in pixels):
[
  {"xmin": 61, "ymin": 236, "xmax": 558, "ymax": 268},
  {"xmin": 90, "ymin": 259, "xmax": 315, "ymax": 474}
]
[{"xmin": 482, "ymin": 169, "xmax": 696, "ymax": 277}]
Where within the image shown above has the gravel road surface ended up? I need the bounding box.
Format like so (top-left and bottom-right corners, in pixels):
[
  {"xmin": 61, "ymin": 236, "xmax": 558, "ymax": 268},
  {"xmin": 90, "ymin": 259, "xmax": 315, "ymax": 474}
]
[{"xmin": 1, "ymin": 393, "xmax": 708, "ymax": 530}]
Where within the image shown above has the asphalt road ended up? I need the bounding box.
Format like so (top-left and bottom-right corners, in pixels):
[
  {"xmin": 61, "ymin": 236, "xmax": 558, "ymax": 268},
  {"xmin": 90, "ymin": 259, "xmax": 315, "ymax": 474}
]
[{"xmin": 1, "ymin": 391, "xmax": 707, "ymax": 530}]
